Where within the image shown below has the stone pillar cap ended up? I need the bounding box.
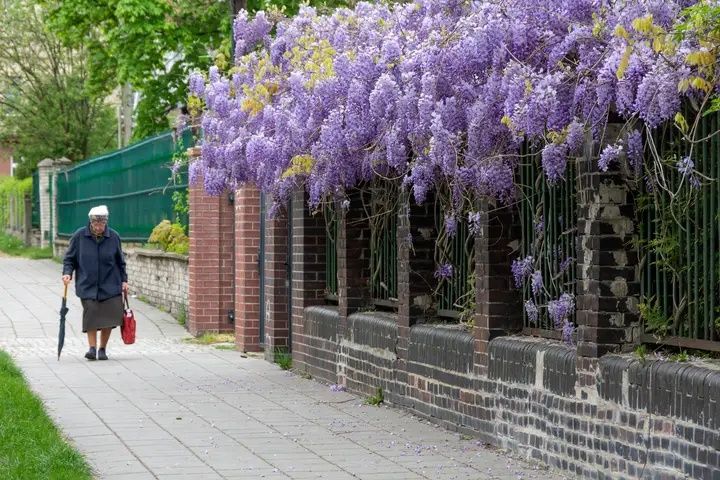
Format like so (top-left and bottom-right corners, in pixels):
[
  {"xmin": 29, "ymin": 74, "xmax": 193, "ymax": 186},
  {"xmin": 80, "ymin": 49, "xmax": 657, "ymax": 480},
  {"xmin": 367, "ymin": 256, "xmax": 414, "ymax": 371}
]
[{"xmin": 37, "ymin": 158, "xmax": 54, "ymax": 167}]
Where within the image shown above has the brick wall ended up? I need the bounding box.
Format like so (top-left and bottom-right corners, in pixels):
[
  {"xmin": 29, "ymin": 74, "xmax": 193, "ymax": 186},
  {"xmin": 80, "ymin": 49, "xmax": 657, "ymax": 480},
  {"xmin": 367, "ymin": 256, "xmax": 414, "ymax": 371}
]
[
  {"xmin": 295, "ymin": 322, "xmax": 719, "ymax": 479},
  {"xmin": 124, "ymin": 248, "xmax": 188, "ymax": 317}
]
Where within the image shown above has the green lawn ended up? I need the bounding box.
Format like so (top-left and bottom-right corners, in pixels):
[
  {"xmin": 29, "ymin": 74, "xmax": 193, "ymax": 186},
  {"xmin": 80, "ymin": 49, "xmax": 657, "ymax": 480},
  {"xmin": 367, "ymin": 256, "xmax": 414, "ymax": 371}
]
[
  {"xmin": 0, "ymin": 350, "xmax": 92, "ymax": 480},
  {"xmin": 0, "ymin": 233, "xmax": 53, "ymax": 259}
]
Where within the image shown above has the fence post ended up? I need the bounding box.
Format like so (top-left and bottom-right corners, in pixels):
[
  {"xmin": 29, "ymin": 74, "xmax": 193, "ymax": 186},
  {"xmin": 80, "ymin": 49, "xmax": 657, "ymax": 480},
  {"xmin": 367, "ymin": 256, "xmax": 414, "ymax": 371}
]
[
  {"xmin": 289, "ymin": 189, "xmax": 327, "ymax": 374},
  {"xmin": 52, "ymin": 158, "xmax": 71, "ymax": 253},
  {"xmin": 473, "ymin": 201, "xmax": 523, "ymax": 377},
  {"xmin": 261, "ymin": 193, "xmax": 290, "ymax": 360},
  {"xmin": 337, "ymin": 189, "xmax": 371, "ymax": 340},
  {"xmin": 575, "ymin": 127, "xmax": 640, "ymax": 397},
  {"xmin": 37, "ymin": 158, "xmax": 54, "ymax": 248},
  {"xmin": 23, "ymin": 194, "xmax": 32, "ymax": 246},
  {"xmin": 234, "ymin": 185, "xmax": 262, "ymax": 352},
  {"xmin": 186, "ymin": 147, "xmax": 235, "ymax": 336}
]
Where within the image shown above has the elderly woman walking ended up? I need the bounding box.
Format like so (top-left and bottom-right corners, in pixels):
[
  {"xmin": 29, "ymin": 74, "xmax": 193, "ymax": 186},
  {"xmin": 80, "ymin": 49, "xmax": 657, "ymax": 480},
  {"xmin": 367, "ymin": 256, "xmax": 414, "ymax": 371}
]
[{"xmin": 62, "ymin": 205, "xmax": 129, "ymax": 360}]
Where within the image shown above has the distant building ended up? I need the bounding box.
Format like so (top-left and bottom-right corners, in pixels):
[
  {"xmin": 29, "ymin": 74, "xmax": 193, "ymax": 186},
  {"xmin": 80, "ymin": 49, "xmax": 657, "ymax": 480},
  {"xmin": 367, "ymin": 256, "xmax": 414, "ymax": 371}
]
[{"xmin": 0, "ymin": 145, "xmax": 12, "ymax": 176}]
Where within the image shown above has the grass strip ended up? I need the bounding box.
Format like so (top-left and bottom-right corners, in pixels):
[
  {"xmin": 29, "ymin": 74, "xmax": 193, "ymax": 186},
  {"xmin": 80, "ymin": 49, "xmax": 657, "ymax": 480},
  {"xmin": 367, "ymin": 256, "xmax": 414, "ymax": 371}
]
[
  {"xmin": 0, "ymin": 233, "xmax": 53, "ymax": 259},
  {"xmin": 0, "ymin": 350, "xmax": 92, "ymax": 480}
]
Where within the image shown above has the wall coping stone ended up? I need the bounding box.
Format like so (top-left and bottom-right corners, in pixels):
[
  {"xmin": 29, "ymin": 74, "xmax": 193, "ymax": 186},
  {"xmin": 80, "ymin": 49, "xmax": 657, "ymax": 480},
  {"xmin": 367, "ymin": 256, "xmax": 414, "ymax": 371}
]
[
  {"xmin": 489, "ymin": 336, "xmax": 576, "ymax": 395},
  {"xmin": 126, "ymin": 247, "xmax": 189, "ymax": 262},
  {"xmin": 598, "ymin": 354, "xmax": 720, "ymax": 429}
]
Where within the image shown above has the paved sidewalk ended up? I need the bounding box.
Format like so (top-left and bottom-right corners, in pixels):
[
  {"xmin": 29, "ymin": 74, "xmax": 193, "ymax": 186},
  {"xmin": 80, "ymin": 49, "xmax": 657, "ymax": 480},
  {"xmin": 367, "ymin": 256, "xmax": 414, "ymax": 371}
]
[{"xmin": 0, "ymin": 258, "xmax": 565, "ymax": 480}]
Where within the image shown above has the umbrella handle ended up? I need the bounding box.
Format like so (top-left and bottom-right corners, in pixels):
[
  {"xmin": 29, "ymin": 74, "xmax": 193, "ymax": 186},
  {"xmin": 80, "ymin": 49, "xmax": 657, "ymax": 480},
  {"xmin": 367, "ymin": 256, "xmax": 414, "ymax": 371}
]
[{"xmin": 63, "ymin": 284, "xmax": 68, "ymax": 299}]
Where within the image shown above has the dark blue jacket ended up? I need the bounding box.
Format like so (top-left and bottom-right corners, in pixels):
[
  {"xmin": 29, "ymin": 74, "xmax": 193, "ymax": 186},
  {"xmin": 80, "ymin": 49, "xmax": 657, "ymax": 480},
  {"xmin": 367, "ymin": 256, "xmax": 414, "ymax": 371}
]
[{"xmin": 62, "ymin": 225, "xmax": 127, "ymax": 301}]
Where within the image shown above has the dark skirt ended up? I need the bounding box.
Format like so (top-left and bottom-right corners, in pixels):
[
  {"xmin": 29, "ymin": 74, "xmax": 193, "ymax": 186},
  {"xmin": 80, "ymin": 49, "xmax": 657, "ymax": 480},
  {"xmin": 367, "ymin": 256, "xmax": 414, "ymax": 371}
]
[{"xmin": 81, "ymin": 295, "xmax": 124, "ymax": 332}]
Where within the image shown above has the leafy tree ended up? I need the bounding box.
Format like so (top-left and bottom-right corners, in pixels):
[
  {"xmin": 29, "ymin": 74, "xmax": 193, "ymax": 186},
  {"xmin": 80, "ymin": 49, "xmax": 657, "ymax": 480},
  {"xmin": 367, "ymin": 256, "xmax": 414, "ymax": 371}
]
[
  {"xmin": 44, "ymin": 0, "xmax": 231, "ymax": 140},
  {"xmin": 0, "ymin": 0, "xmax": 116, "ymax": 178},
  {"xmin": 44, "ymin": 0, "xmax": 355, "ymax": 140}
]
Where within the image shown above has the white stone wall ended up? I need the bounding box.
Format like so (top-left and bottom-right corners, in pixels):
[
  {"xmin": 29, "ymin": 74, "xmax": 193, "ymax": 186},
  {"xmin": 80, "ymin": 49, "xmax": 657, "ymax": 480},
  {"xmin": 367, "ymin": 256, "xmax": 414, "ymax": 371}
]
[{"xmin": 55, "ymin": 240, "xmax": 188, "ymax": 319}]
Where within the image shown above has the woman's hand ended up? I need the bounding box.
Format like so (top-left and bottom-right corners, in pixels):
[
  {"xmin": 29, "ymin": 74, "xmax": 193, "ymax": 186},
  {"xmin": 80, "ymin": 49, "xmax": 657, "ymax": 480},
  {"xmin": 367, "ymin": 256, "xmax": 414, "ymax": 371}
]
[
  {"xmin": 122, "ymin": 282, "xmax": 129, "ymax": 295},
  {"xmin": 62, "ymin": 275, "xmax": 71, "ymax": 285}
]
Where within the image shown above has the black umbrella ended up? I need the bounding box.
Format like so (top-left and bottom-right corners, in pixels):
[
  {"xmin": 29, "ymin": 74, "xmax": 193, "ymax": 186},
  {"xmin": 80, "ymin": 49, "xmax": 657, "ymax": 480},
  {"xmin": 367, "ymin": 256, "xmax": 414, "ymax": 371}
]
[{"xmin": 58, "ymin": 284, "xmax": 69, "ymax": 360}]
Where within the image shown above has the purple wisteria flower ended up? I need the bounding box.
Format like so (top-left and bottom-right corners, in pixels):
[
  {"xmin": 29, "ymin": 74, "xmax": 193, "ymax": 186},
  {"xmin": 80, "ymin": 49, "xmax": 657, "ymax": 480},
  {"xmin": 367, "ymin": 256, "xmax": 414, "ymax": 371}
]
[
  {"xmin": 330, "ymin": 384, "xmax": 347, "ymax": 392},
  {"xmin": 559, "ymin": 256, "xmax": 573, "ymax": 273},
  {"xmin": 561, "ymin": 319, "xmax": 575, "ymax": 345},
  {"xmin": 189, "ymin": 0, "xmax": 704, "ymax": 225},
  {"xmin": 511, "ymin": 256, "xmax": 534, "ymax": 288},
  {"xmin": 677, "ymin": 156, "xmax": 701, "ymax": 189},
  {"xmin": 525, "ymin": 300, "xmax": 539, "ymax": 324},
  {"xmin": 530, "ymin": 271, "xmax": 543, "ymax": 296},
  {"xmin": 534, "ymin": 215, "xmax": 544, "ymax": 236},
  {"xmin": 548, "ymin": 293, "xmax": 575, "ymax": 329},
  {"xmin": 434, "ymin": 263, "xmax": 454, "ymax": 280},
  {"xmin": 468, "ymin": 211, "xmax": 482, "ymax": 237},
  {"xmin": 188, "ymin": 73, "xmax": 205, "ymax": 97},
  {"xmin": 444, "ymin": 214, "xmax": 458, "ymax": 237},
  {"xmin": 626, "ymin": 130, "xmax": 643, "ymax": 174},
  {"xmin": 598, "ymin": 144, "xmax": 623, "ymax": 172}
]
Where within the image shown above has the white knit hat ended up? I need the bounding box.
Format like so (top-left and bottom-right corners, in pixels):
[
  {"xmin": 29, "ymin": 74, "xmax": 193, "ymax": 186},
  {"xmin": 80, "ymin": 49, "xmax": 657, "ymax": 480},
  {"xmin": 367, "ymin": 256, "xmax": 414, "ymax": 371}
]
[{"xmin": 88, "ymin": 205, "xmax": 109, "ymax": 218}]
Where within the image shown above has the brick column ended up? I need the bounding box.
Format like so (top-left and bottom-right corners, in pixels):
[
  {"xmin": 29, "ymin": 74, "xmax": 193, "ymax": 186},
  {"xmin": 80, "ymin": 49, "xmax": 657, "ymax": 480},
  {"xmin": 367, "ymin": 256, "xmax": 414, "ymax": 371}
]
[
  {"xmin": 262, "ymin": 196, "xmax": 290, "ymax": 359},
  {"xmin": 234, "ymin": 186, "xmax": 262, "ymax": 352},
  {"xmin": 290, "ymin": 189, "xmax": 327, "ymax": 368},
  {"xmin": 337, "ymin": 190, "xmax": 371, "ymax": 338},
  {"xmin": 187, "ymin": 150, "xmax": 235, "ymax": 335},
  {"xmin": 473, "ymin": 202, "xmax": 522, "ymax": 376},
  {"xmin": 575, "ymin": 127, "xmax": 639, "ymax": 395}
]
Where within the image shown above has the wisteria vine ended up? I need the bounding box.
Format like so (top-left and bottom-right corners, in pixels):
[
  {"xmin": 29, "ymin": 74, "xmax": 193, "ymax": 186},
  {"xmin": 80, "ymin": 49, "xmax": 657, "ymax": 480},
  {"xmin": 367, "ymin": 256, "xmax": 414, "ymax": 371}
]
[{"xmin": 185, "ymin": 0, "xmax": 718, "ymax": 341}]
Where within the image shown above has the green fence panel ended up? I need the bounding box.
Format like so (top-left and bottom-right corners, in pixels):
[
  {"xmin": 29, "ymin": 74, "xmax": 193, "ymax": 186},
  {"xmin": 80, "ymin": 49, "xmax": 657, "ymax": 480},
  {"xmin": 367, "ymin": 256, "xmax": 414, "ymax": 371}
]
[
  {"xmin": 56, "ymin": 130, "xmax": 192, "ymax": 241},
  {"xmin": 370, "ymin": 210, "xmax": 397, "ymax": 304},
  {"xmin": 639, "ymin": 111, "xmax": 720, "ymax": 349},
  {"xmin": 435, "ymin": 205, "xmax": 472, "ymax": 318},
  {"xmin": 325, "ymin": 206, "xmax": 338, "ymax": 298},
  {"xmin": 519, "ymin": 143, "xmax": 577, "ymax": 336}
]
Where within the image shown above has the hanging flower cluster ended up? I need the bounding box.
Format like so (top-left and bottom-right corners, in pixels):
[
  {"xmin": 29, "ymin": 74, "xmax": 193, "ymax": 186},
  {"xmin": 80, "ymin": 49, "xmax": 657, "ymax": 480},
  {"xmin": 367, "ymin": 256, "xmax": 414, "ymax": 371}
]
[{"xmin": 187, "ymin": 0, "xmax": 711, "ymax": 214}]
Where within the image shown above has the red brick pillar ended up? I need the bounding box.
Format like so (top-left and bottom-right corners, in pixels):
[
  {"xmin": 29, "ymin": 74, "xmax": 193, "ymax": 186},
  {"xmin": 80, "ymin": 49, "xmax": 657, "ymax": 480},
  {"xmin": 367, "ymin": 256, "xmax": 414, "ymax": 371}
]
[
  {"xmin": 473, "ymin": 203, "xmax": 522, "ymax": 376},
  {"xmin": 234, "ymin": 185, "xmax": 262, "ymax": 352},
  {"xmin": 290, "ymin": 189, "xmax": 327, "ymax": 368},
  {"xmin": 188, "ymin": 154, "xmax": 235, "ymax": 335},
  {"xmin": 263, "ymin": 195, "xmax": 290, "ymax": 360}
]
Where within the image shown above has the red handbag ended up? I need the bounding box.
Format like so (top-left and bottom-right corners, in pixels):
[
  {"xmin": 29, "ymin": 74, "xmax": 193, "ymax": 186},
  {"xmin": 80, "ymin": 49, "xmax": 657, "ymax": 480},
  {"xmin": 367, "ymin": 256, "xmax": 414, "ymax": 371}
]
[{"xmin": 121, "ymin": 294, "xmax": 136, "ymax": 345}]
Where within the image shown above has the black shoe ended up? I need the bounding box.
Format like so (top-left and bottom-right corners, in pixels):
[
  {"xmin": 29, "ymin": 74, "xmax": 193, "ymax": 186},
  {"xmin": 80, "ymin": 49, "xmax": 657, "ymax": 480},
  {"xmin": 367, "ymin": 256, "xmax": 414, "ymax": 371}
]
[
  {"xmin": 85, "ymin": 347, "xmax": 97, "ymax": 361},
  {"xmin": 97, "ymin": 348, "xmax": 108, "ymax": 361}
]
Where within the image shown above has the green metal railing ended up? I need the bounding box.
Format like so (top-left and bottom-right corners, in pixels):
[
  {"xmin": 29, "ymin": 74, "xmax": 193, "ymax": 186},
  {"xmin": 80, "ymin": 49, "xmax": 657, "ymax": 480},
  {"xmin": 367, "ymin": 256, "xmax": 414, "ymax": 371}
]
[
  {"xmin": 56, "ymin": 130, "xmax": 191, "ymax": 241},
  {"xmin": 520, "ymin": 145, "xmax": 577, "ymax": 338},
  {"xmin": 639, "ymin": 111, "xmax": 720, "ymax": 351},
  {"xmin": 325, "ymin": 206, "xmax": 338, "ymax": 298},
  {"xmin": 435, "ymin": 207, "xmax": 472, "ymax": 318},
  {"xmin": 31, "ymin": 171, "xmax": 40, "ymax": 228},
  {"xmin": 370, "ymin": 210, "xmax": 397, "ymax": 305}
]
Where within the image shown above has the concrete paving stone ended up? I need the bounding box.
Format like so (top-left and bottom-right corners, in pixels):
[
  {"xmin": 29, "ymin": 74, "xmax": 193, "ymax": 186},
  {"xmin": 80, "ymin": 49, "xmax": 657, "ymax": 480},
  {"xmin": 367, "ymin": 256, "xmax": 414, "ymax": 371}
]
[
  {"xmin": 219, "ymin": 471, "xmax": 291, "ymax": 480},
  {"xmin": 99, "ymin": 473, "xmax": 154, "ymax": 480},
  {"xmin": 155, "ymin": 474, "xmax": 225, "ymax": 480},
  {"xmin": 356, "ymin": 474, "xmax": 425, "ymax": 480}
]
